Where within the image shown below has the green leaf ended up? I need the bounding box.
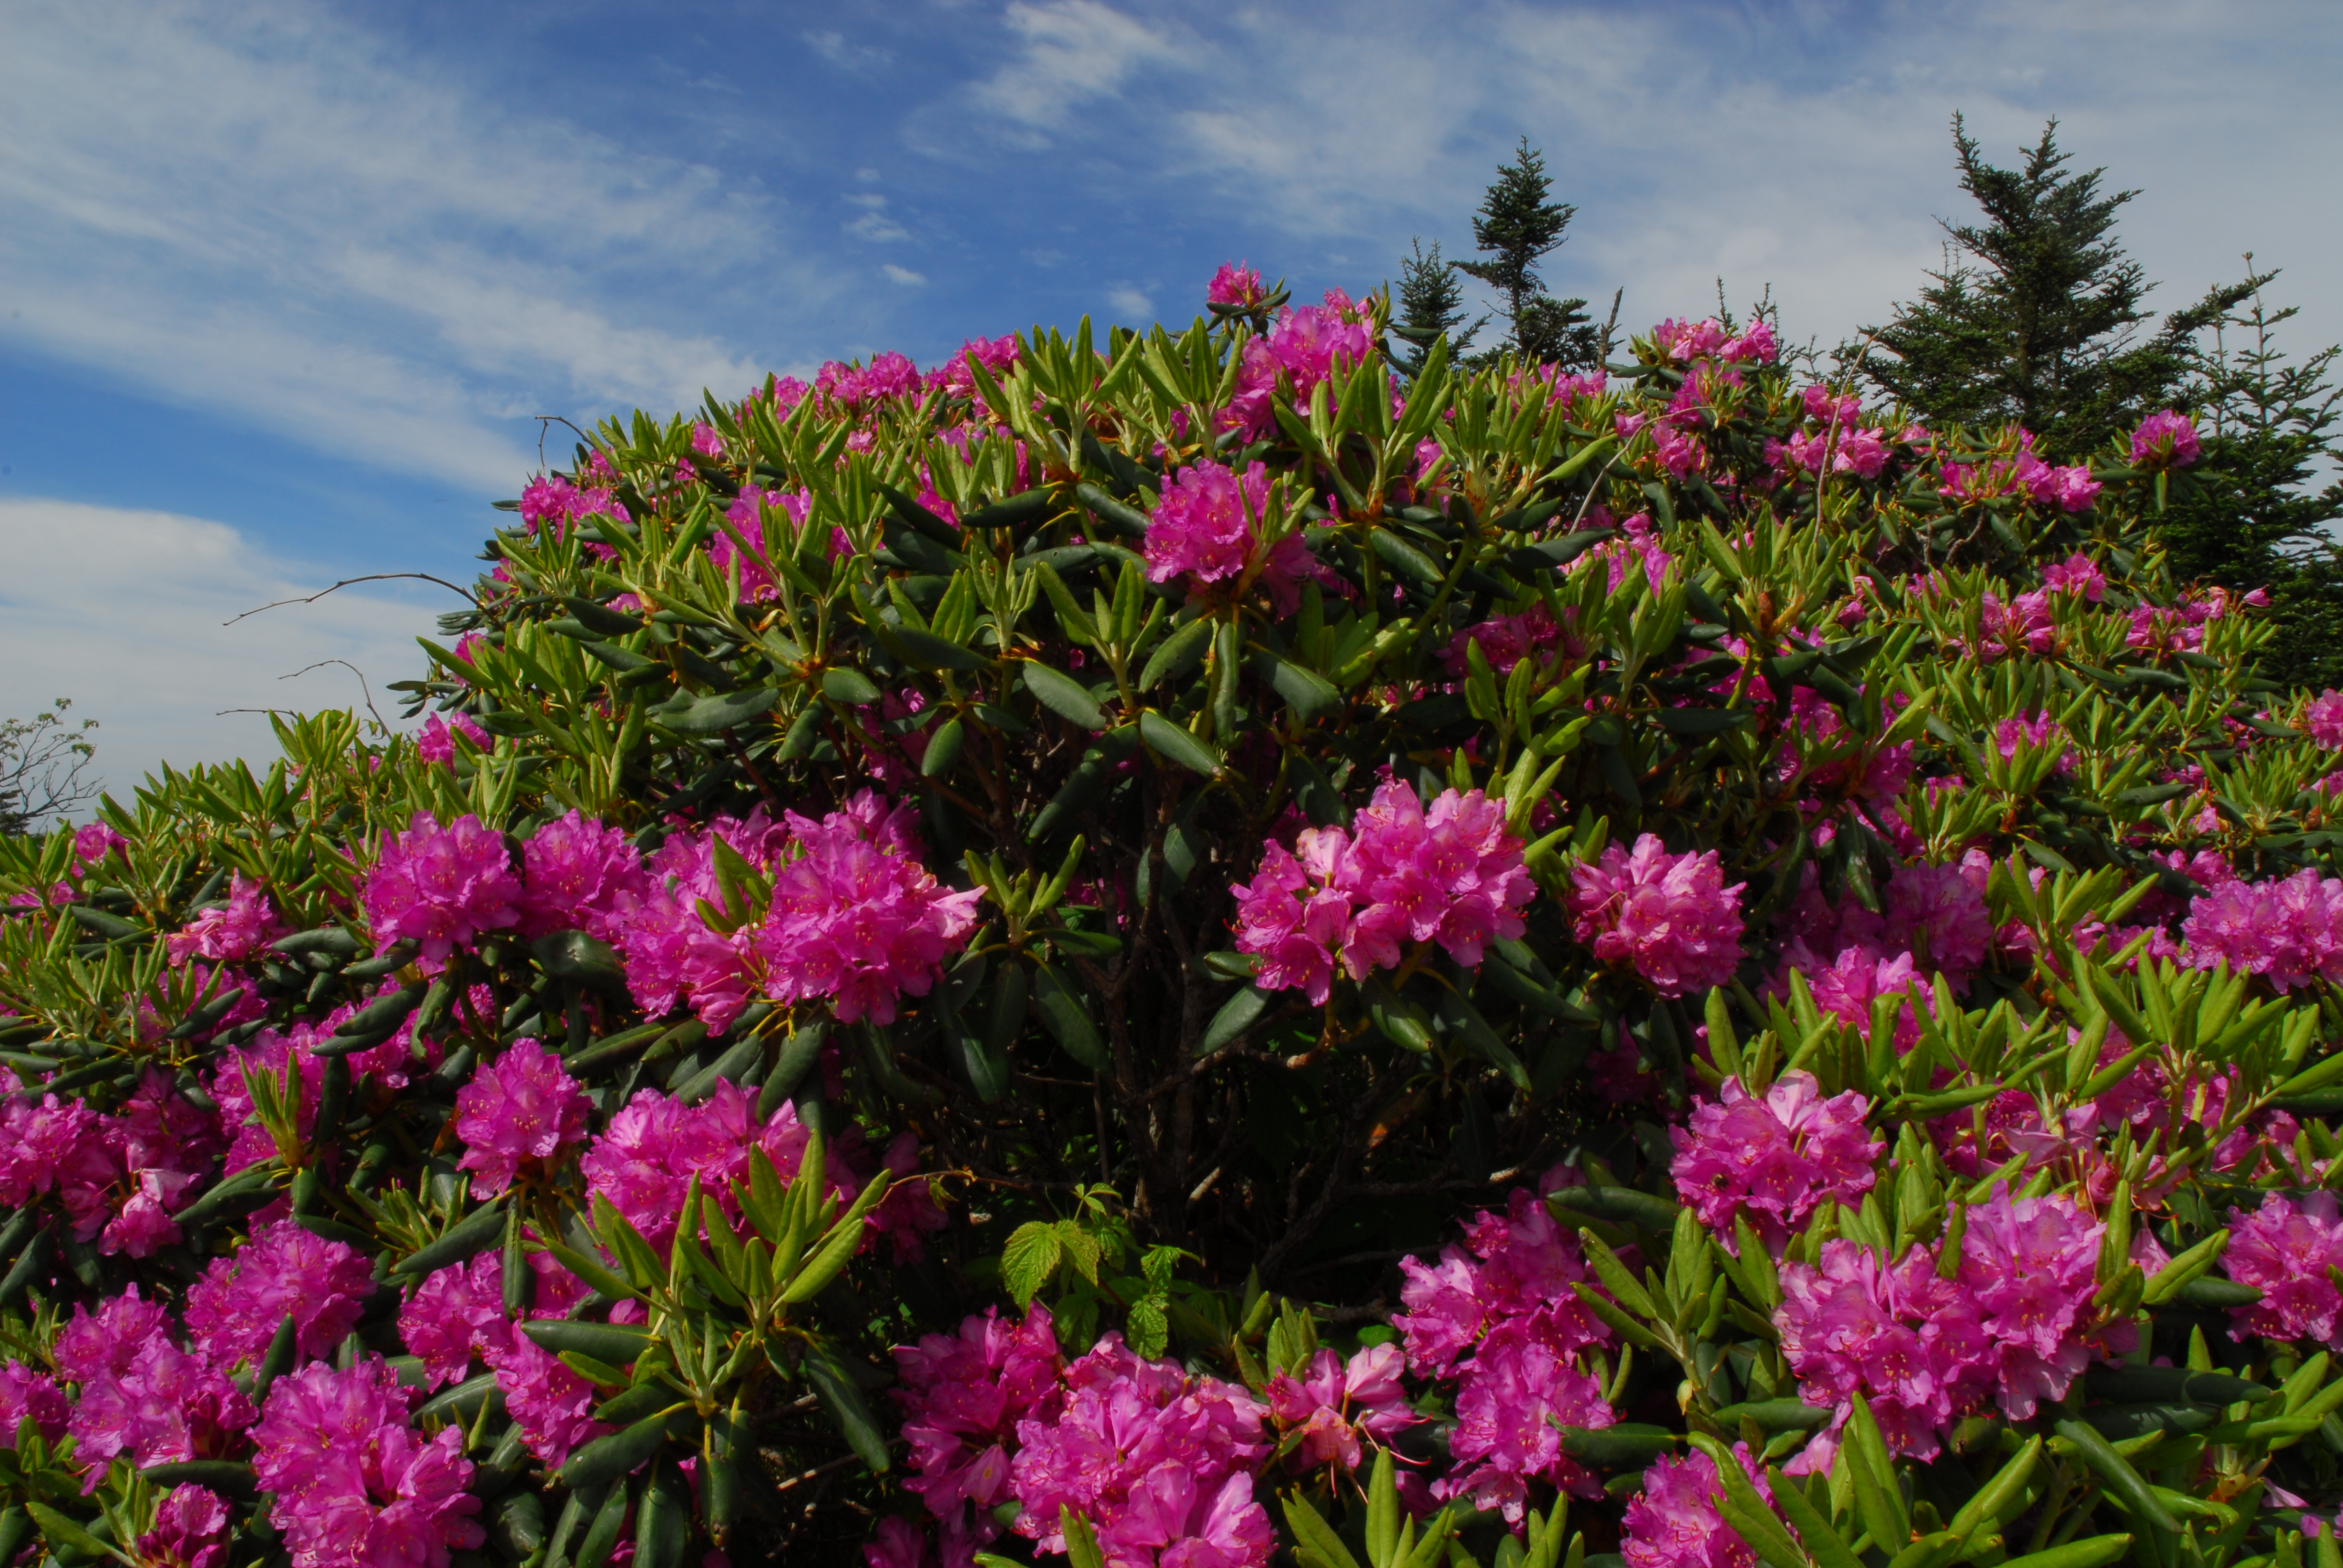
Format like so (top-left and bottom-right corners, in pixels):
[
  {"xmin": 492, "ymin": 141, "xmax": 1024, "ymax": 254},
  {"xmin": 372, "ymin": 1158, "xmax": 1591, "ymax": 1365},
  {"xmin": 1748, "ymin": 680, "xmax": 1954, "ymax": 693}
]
[
  {"xmin": 560, "ymin": 1410, "xmax": 672, "ymax": 1490},
  {"xmin": 1140, "ymin": 618, "xmax": 1214, "ymax": 690},
  {"xmin": 822, "ymin": 667, "xmax": 883, "ymax": 705},
  {"xmin": 1033, "ymin": 962, "xmax": 1106, "ymax": 1069},
  {"xmin": 521, "ymin": 1320, "xmax": 655, "ymax": 1367},
  {"xmin": 1283, "ymin": 1490, "xmax": 1365, "ymax": 1568},
  {"xmin": 1993, "ymin": 1538, "xmax": 2135, "ymax": 1568},
  {"xmin": 664, "ymin": 687, "xmax": 779, "ymax": 735},
  {"xmin": 1198, "ymin": 984, "xmax": 1271, "ymax": 1057},
  {"xmin": 1653, "ymin": 707, "xmax": 1751, "ymax": 736},
  {"xmin": 804, "ymin": 1342, "xmax": 891, "ymax": 1472},
  {"xmin": 891, "ymin": 624, "xmax": 991, "ymax": 671},
  {"xmin": 1139, "ymin": 710, "xmax": 1222, "ymax": 776},
  {"xmin": 393, "ymin": 1198, "xmax": 508, "ymax": 1277},
  {"xmin": 1001, "ymin": 1221, "xmax": 1064, "ymax": 1305},
  {"xmin": 1247, "ymin": 650, "xmax": 1343, "ymax": 720},
  {"xmin": 1024, "ymin": 662, "xmax": 1108, "ymax": 730}
]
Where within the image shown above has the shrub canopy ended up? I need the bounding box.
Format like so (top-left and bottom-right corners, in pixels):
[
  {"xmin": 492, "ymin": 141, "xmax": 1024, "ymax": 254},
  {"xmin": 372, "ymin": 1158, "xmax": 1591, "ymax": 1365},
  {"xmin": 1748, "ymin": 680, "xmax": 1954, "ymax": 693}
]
[{"xmin": 6, "ymin": 267, "xmax": 2343, "ymax": 1568}]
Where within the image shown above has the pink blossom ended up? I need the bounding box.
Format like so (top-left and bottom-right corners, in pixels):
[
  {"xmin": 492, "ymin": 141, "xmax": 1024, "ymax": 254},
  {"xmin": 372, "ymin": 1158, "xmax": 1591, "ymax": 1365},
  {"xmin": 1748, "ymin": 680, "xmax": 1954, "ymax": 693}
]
[
  {"xmin": 414, "ymin": 713, "xmax": 488, "ymax": 765},
  {"xmin": 2223, "ymin": 1191, "xmax": 2343, "ymax": 1347},
  {"xmin": 1265, "ymin": 1344, "xmax": 1417, "ymax": 1471},
  {"xmin": 714, "ymin": 484, "xmax": 814, "ymax": 601},
  {"xmin": 452, "ymin": 1038, "xmax": 592, "ymax": 1196},
  {"xmin": 185, "ymin": 1217, "xmax": 375, "ymax": 1369},
  {"xmin": 2042, "ymin": 552, "xmax": 2106, "ymax": 601},
  {"xmin": 758, "ymin": 794, "xmax": 985, "ymax": 1026},
  {"xmin": 1972, "ymin": 589, "xmax": 2056, "ymax": 661},
  {"xmin": 1009, "ymin": 1335, "xmax": 1270, "ymax": 1563},
  {"xmin": 894, "ymin": 1303, "xmax": 1063, "ymax": 1526},
  {"xmin": 1622, "ymin": 1445, "xmax": 1774, "ymax": 1568},
  {"xmin": 1142, "ymin": 459, "xmax": 1331, "ymax": 614},
  {"xmin": 2303, "ymin": 691, "xmax": 2343, "ymax": 750},
  {"xmin": 0, "ymin": 1360, "xmax": 68, "ymax": 1448},
  {"xmin": 361, "ymin": 812, "xmax": 523, "ymax": 972},
  {"xmin": 518, "ymin": 809, "xmax": 646, "ymax": 940},
  {"xmin": 139, "ymin": 1483, "xmax": 231, "ymax": 1568},
  {"xmin": 2130, "ymin": 410, "xmax": 2201, "ymax": 469},
  {"xmin": 165, "ymin": 873, "xmax": 284, "ymax": 965},
  {"xmin": 1225, "ymin": 300, "xmax": 1373, "ymax": 438},
  {"xmin": 1232, "ymin": 782, "xmax": 1536, "ymax": 1001},
  {"xmin": 74, "ymin": 823, "xmax": 126, "ymax": 866},
  {"xmin": 1671, "ymin": 1071, "xmax": 1881, "ymax": 1250},
  {"xmin": 252, "ymin": 1358, "xmax": 485, "ymax": 1567},
  {"xmin": 60, "ymin": 1288, "xmax": 255, "ymax": 1482},
  {"xmin": 1206, "ymin": 262, "xmax": 1266, "ymax": 309},
  {"xmin": 2183, "ymin": 867, "xmax": 2343, "ymax": 991},
  {"xmin": 1567, "ymin": 835, "xmax": 1745, "ymax": 996}
]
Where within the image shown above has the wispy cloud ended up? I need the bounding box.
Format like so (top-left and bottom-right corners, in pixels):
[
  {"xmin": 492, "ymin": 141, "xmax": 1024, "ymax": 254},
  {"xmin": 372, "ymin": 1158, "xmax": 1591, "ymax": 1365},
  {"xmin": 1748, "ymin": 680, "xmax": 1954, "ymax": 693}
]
[
  {"xmin": 968, "ymin": 0, "xmax": 1180, "ymax": 135},
  {"xmin": 1107, "ymin": 285, "xmax": 1155, "ymax": 320},
  {"xmin": 885, "ymin": 265, "xmax": 929, "ymax": 286},
  {"xmin": 0, "ymin": 497, "xmax": 439, "ymax": 794},
  {"xmin": 0, "ymin": 0, "xmax": 810, "ymax": 491}
]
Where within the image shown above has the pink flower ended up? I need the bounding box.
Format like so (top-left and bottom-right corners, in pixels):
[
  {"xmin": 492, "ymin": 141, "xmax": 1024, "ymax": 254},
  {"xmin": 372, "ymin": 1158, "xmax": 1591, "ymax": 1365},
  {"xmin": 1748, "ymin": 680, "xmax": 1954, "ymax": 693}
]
[
  {"xmin": 1224, "ymin": 301, "xmax": 1374, "ymax": 439},
  {"xmin": 184, "ymin": 1217, "xmax": 375, "ymax": 1369},
  {"xmin": 1142, "ymin": 459, "xmax": 1331, "ymax": 614},
  {"xmin": 139, "ymin": 1483, "xmax": 231, "ymax": 1568},
  {"xmin": 2303, "ymin": 690, "xmax": 2343, "ymax": 750},
  {"xmin": 2042, "ymin": 552, "xmax": 2106, "ymax": 602},
  {"xmin": 252, "ymin": 1358, "xmax": 485, "ymax": 1568},
  {"xmin": 758, "ymin": 795, "xmax": 985, "ymax": 1026},
  {"xmin": 165, "ymin": 873, "xmax": 284, "ymax": 965},
  {"xmin": 1009, "ymin": 1336, "xmax": 1270, "ymax": 1562},
  {"xmin": 1622, "ymin": 1445, "xmax": 1773, "ymax": 1568},
  {"xmin": 74, "ymin": 823, "xmax": 126, "ymax": 867},
  {"xmin": 398, "ymin": 1253, "xmax": 511, "ymax": 1390},
  {"xmin": 414, "ymin": 713, "xmax": 488, "ymax": 765},
  {"xmin": 2130, "ymin": 410, "xmax": 2201, "ymax": 469},
  {"xmin": 2183, "ymin": 868, "xmax": 2343, "ymax": 991},
  {"xmin": 714, "ymin": 485, "xmax": 814, "ymax": 602},
  {"xmin": 59, "ymin": 1288, "xmax": 255, "ymax": 1483},
  {"xmin": 1265, "ymin": 1344, "xmax": 1417, "ymax": 1471},
  {"xmin": 1670, "ymin": 1071, "xmax": 1881, "ymax": 1250},
  {"xmin": 1232, "ymin": 782, "xmax": 1536, "ymax": 1001},
  {"xmin": 1206, "ymin": 262, "xmax": 1266, "ymax": 309},
  {"xmin": 519, "ymin": 809, "xmax": 647, "ymax": 939},
  {"xmin": 1438, "ymin": 1317, "xmax": 1616, "ymax": 1523},
  {"xmin": 452, "ymin": 1039, "xmax": 592, "ymax": 1196},
  {"xmin": 0, "ymin": 1360, "xmax": 68, "ymax": 1448},
  {"xmin": 361, "ymin": 812, "xmax": 522, "ymax": 972},
  {"xmin": 2223, "ymin": 1191, "xmax": 2343, "ymax": 1347},
  {"xmin": 1567, "ymin": 835, "xmax": 1745, "ymax": 996},
  {"xmin": 894, "ymin": 1304, "xmax": 1063, "ymax": 1521}
]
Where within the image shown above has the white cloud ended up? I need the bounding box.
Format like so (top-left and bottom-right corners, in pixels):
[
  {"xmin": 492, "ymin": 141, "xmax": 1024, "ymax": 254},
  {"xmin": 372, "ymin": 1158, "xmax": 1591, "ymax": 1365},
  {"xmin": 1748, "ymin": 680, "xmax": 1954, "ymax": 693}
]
[
  {"xmin": 969, "ymin": 1, "xmax": 1178, "ymax": 133},
  {"xmin": 884, "ymin": 265, "xmax": 929, "ymax": 286},
  {"xmin": 0, "ymin": 0, "xmax": 811, "ymax": 491},
  {"xmin": 1107, "ymin": 285, "xmax": 1155, "ymax": 319},
  {"xmin": 805, "ymin": 29, "xmax": 893, "ymax": 70},
  {"xmin": 0, "ymin": 498, "xmax": 441, "ymax": 798},
  {"xmin": 845, "ymin": 194, "xmax": 912, "ymax": 243}
]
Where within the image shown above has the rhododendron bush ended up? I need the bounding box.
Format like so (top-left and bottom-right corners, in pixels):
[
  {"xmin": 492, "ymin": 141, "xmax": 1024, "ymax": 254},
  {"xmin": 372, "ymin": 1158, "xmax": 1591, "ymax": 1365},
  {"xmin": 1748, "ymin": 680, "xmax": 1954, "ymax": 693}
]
[{"xmin": 8, "ymin": 269, "xmax": 2343, "ymax": 1568}]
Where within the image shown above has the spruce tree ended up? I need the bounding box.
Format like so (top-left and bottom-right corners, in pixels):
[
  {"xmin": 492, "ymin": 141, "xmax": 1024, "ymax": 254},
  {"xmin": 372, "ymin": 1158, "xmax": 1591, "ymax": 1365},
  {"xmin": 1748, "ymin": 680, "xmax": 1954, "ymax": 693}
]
[
  {"xmin": 1859, "ymin": 114, "xmax": 2246, "ymax": 459},
  {"xmin": 2160, "ymin": 268, "xmax": 2343, "ymax": 687},
  {"xmin": 1392, "ymin": 238, "xmax": 1484, "ymax": 375},
  {"xmin": 1457, "ymin": 138, "xmax": 1598, "ymax": 368}
]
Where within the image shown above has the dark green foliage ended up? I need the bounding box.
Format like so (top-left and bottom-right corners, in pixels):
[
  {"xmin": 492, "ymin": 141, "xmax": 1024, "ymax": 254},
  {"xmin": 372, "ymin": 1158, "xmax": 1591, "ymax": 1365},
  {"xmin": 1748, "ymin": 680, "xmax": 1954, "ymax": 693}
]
[
  {"xmin": 2160, "ymin": 270, "xmax": 2343, "ymax": 687},
  {"xmin": 1391, "ymin": 238, "xmax": 1482, "ymax": 376},
  {"xmin": 1455, "ymin": 138, "xmax": 1599, "ymax": 369},
  {"xmin": 1858, "ymin": 114, "xmax": 2248, "ymax": 460}
]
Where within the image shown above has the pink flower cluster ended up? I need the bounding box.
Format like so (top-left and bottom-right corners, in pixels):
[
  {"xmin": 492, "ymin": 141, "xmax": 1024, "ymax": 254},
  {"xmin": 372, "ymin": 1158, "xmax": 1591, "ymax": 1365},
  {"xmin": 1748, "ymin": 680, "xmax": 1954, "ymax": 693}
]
[
  {"xmin": 758, "ymin": 796, "xmax": 985, "ymax": 1025},
  {"xmin": 0, "ymin": 1068, "xmax": 218, "ymax": 1256},
  {"xmin": 53, "ymin": 1287, "xmax": 253, "ymax": 1480},
  {"xmin": 1622, "ymin": 1445, "xmax": 1774, "ymax": 1568},
  {"xmin": 2130, "ymin": 410, "xmax": 2201, "ymax": 469},
  {"xmin": 1232, "ymin": 780, "xmax": 1536, "ymax": 1004},
  {"xmin": 1670, "ymin": 1072, "xmax": 1881, "ymax": 1250},
  {"xmin": 519, "ymin": 472, "xmax": 628, "ymax": 555},
  {"xmin": 518, "ymin": 808, "xmax": 647, "ymax": 941},
  {"xmin": 1394, "ymin": 1182, "xmax": 1618, "ymax": 1523},
  {"xmin": 1008, "ymin": 1334, "xmax": 1273, "ymax": 1568},
  {"xmin": 252, "ymin": 1358, "xmax": 483, "ymax": 1566},
  {"xmin": 139, "ymin": 1485, "xmax": 231, "ymax": 1568},
  {"xmin": 452, "ymin": 1039, "xmax": 592, "ymax": 1196},
  {"xmin": 716, "ymin": 483, "xmax": 816, "ymax": 601},
  {"xmin": 414, "ymin": 712, "xmax": 489, "ymax": 765},
  {"xmin": 1142, "ymin": 459, "xmax": 1329, "ymax": 614},
  {"xmin": 2222, "ymin": 1191, "xmax": 2343, "ymax": 1347},
  {"xmin": 2182, "ymin": 867, "xmax": 2343, "ymax": 991},
  {"xmin": 891, "ymin": 1302, "xmax": 1064, "ymax": 1563},
  {"xmin": 166, "ymin": 874, "xmax": 284, "ymax": 965},
  {"xmin": 184, "ymin": 1217, "xmax": 376, "ymax": 1370},
  {"xmin": 2126, "ymin": 586, "xmax": 2264, "ymax": 656},
  {"xmin": 399, "ymin": 1247, "xmax": 601, "ymax": 1466},
  {"xmin": 1776, "ymin": 1191, "xmax": 2117, "ymax": 1463},
  {"xmin": 362, "ymin": 812, "xmax": 522, "ymax": 971},
  {"xmin": 2302, "ymin": 690, "xmax": 2343, "ymax": 750},
  {"xmin": 2042, "ymin": 551, "xmax": 2106, "ymax": 601},
  {"xmin": 1265, "ymin": 1344, "xmax": 1415, "ymax": 1472},
  {"xmin": 612, "ymin": 795, "xmax": 979, "ymax": 1032},
  {"xmin": 1652, "ymin": 318, "xmax": 1777, "ymax": 365},
  {"xmin": 1567, "ymin": 835, "xmax": 1745, "ymax": 997},
  {"xmin": 1206, "ymin": 261, "xmax": 1266, "ymax": 309},
  {"xmin": 1225, "ymin": 289, "xmax": 1374, "ymax": 438},
  {"xmin": 1936, "ymin": 432, "xmax": 2098, "ymax": 513}
]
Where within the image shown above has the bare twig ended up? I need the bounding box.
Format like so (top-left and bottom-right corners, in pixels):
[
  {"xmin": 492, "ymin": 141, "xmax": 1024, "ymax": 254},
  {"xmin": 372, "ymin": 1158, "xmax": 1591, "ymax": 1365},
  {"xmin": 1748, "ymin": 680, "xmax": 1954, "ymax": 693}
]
[
  {"xmin": 277, "ymin": 659, "xmax": 387, "ymax": 730},
  {"xmin": 224, "ymin": 573, "xmax": 479, "ymax": 627}
]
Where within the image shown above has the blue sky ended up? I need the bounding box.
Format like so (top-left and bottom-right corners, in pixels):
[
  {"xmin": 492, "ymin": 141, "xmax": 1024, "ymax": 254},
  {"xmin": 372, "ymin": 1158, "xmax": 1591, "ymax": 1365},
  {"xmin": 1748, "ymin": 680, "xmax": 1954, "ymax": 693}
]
[{"xmin": 4, "ymin": 0, "xmax": 2340, "ymax": 797}]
